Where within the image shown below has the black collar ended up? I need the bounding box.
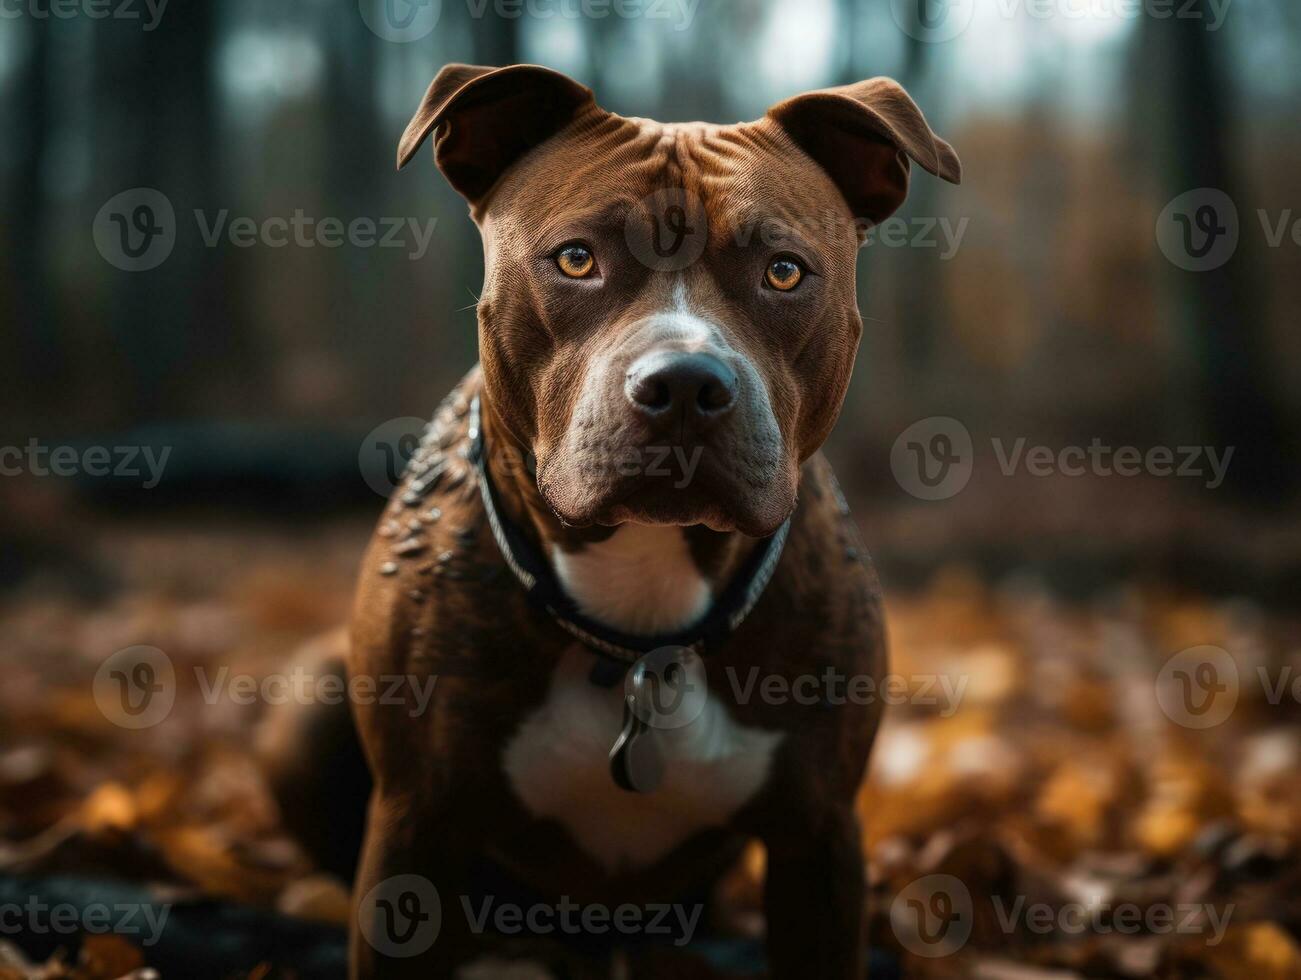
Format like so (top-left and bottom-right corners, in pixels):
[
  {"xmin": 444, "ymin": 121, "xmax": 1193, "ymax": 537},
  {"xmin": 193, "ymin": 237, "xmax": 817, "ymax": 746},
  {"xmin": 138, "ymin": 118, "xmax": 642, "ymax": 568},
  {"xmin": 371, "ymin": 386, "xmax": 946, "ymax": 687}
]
[{"xmin": 467, "ymin": 396, "xmax": 791, "ymax": 681}]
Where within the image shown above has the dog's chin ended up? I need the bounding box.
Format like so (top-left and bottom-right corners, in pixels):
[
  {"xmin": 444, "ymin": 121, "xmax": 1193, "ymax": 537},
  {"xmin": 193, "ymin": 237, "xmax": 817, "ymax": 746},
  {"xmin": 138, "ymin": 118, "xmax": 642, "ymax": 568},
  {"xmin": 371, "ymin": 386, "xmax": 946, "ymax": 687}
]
[{"xmin": 540, "ymin": 478, "xmax": 795, "ymax": 538}]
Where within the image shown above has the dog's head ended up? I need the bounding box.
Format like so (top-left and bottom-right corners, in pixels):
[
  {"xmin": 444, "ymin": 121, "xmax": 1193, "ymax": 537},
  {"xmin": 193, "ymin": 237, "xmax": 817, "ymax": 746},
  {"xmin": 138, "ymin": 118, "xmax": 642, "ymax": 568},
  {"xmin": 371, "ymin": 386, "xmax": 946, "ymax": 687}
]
[{"xmin": 400, "ymin": 64, "xmax": 959, "ymax": 537}]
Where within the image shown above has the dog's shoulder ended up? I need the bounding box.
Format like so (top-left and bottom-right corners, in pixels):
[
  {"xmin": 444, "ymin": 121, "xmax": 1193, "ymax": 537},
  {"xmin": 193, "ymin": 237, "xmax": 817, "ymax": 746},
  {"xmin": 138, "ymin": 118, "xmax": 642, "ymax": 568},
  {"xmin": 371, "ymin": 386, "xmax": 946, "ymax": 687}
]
[{"xmin": 350, "ymin": 367, "xmax": 496, "ymax": 671}]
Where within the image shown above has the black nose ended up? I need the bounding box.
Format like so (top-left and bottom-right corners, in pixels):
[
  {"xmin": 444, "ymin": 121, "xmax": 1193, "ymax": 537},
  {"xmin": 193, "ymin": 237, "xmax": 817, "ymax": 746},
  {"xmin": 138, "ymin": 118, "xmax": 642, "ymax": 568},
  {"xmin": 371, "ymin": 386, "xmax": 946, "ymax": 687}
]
[{"xmin": 625, "ymin": 351, "xmax": 738, "ymax": 420}]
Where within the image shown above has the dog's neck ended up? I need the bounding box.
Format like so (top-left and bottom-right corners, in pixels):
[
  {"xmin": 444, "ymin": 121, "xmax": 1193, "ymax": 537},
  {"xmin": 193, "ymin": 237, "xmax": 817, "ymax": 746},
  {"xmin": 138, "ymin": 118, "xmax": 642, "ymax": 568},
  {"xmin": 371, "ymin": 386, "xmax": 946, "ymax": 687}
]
[{"xmin": 480, "ymin": 393, "xmax": 754, "ymax": 636}]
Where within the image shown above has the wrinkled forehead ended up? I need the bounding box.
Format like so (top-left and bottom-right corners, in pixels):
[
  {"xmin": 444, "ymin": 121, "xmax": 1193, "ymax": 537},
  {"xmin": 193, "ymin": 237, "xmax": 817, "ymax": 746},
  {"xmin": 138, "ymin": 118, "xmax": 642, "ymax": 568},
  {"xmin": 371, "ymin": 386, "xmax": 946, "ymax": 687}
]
[{"xmin": 481, "ymin": 114, "xmax": 861, "ymax": 261}]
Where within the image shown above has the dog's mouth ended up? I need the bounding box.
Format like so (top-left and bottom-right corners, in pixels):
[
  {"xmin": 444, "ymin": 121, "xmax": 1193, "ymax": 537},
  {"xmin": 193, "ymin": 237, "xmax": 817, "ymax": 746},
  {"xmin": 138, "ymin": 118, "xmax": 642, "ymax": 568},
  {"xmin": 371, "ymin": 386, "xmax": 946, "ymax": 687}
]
[{"xmin": 537, "ymin": 449, "xmax": 796, "ymax": 538}]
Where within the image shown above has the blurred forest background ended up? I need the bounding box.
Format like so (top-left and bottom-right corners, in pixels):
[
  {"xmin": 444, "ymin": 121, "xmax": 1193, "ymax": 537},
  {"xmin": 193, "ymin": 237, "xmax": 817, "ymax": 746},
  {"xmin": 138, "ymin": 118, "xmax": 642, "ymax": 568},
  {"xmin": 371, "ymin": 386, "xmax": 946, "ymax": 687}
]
[
  {"xmin": 1, "ymin": 0, "xmax": 1301, "ymax": 978},
  {"xmin": 2, "ymin": 0, "xmax": 1300, "ymax": 595}
]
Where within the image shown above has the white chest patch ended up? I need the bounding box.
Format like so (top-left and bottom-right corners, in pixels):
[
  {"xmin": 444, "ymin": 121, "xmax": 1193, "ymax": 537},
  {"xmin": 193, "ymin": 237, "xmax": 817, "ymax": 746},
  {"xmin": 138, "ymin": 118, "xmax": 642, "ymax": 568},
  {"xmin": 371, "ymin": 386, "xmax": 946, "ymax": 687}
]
[
  {"xmin": 550, "ymin": 524, "xmax": 711, "ymax": 635},
  {"xmin": 502, "ymin": 647, "xmax": 784, "ymax": 873}
]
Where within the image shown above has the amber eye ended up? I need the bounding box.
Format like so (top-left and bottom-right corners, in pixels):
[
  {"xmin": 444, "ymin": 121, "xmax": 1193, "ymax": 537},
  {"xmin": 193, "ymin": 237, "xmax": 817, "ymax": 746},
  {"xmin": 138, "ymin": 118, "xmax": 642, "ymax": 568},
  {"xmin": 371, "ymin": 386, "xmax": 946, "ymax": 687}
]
[
  {"xmin": 765, "ymin": 257, "xmax": 804, "ymax": 291},
  {"xmin": 555, "ymin": 244, "xmax": 595, "ymax": 278}
]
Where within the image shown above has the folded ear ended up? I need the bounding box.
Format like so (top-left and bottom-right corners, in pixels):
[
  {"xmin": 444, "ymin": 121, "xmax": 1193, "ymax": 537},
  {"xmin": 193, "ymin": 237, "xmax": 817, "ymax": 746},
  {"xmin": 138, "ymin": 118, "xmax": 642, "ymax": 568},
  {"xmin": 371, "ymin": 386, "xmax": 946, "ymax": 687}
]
[
  {"xmin": 397, "ymin": 63, "xmax": 596, "ymax": 203},
  {"xmin": 766, "ymin": 78, "xmax": 961, "ymax": 228}
]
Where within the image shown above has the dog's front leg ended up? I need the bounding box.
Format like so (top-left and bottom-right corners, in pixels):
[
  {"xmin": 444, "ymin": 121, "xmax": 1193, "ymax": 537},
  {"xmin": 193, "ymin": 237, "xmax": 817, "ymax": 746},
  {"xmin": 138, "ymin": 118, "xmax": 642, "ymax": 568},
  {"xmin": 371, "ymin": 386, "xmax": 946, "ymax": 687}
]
[
  {"xmin": 350, "ymin": 789, "xmax": 476, "ymax": 979},
  {"xmin": 762, "ymin": 808, "xmax": 865, "ymax": 979}
]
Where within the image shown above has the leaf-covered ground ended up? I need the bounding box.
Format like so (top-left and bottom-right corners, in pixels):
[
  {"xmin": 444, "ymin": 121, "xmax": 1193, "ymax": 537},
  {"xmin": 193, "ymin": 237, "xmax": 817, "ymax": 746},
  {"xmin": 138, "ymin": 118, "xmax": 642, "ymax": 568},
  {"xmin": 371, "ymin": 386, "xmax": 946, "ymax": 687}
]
[{"xmin": 0, "ymin": 517, "xmax": 1298, "ymax": 978}]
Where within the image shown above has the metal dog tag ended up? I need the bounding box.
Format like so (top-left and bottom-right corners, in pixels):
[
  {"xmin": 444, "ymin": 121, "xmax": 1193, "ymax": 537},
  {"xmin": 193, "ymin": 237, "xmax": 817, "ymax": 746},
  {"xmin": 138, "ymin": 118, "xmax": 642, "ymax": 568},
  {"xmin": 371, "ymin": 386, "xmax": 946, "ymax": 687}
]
[{"xmin": 609, "ymin": 674, "xmax": 664, "ymax": 794}]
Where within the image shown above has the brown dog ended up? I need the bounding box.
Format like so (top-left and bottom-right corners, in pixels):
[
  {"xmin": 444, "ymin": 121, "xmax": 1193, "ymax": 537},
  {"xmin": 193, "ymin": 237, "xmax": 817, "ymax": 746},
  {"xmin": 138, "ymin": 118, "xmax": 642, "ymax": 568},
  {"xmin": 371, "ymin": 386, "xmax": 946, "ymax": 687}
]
[{"xmin": 265, "ymin": 62, "xmax": 959, "ymax": 978}]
